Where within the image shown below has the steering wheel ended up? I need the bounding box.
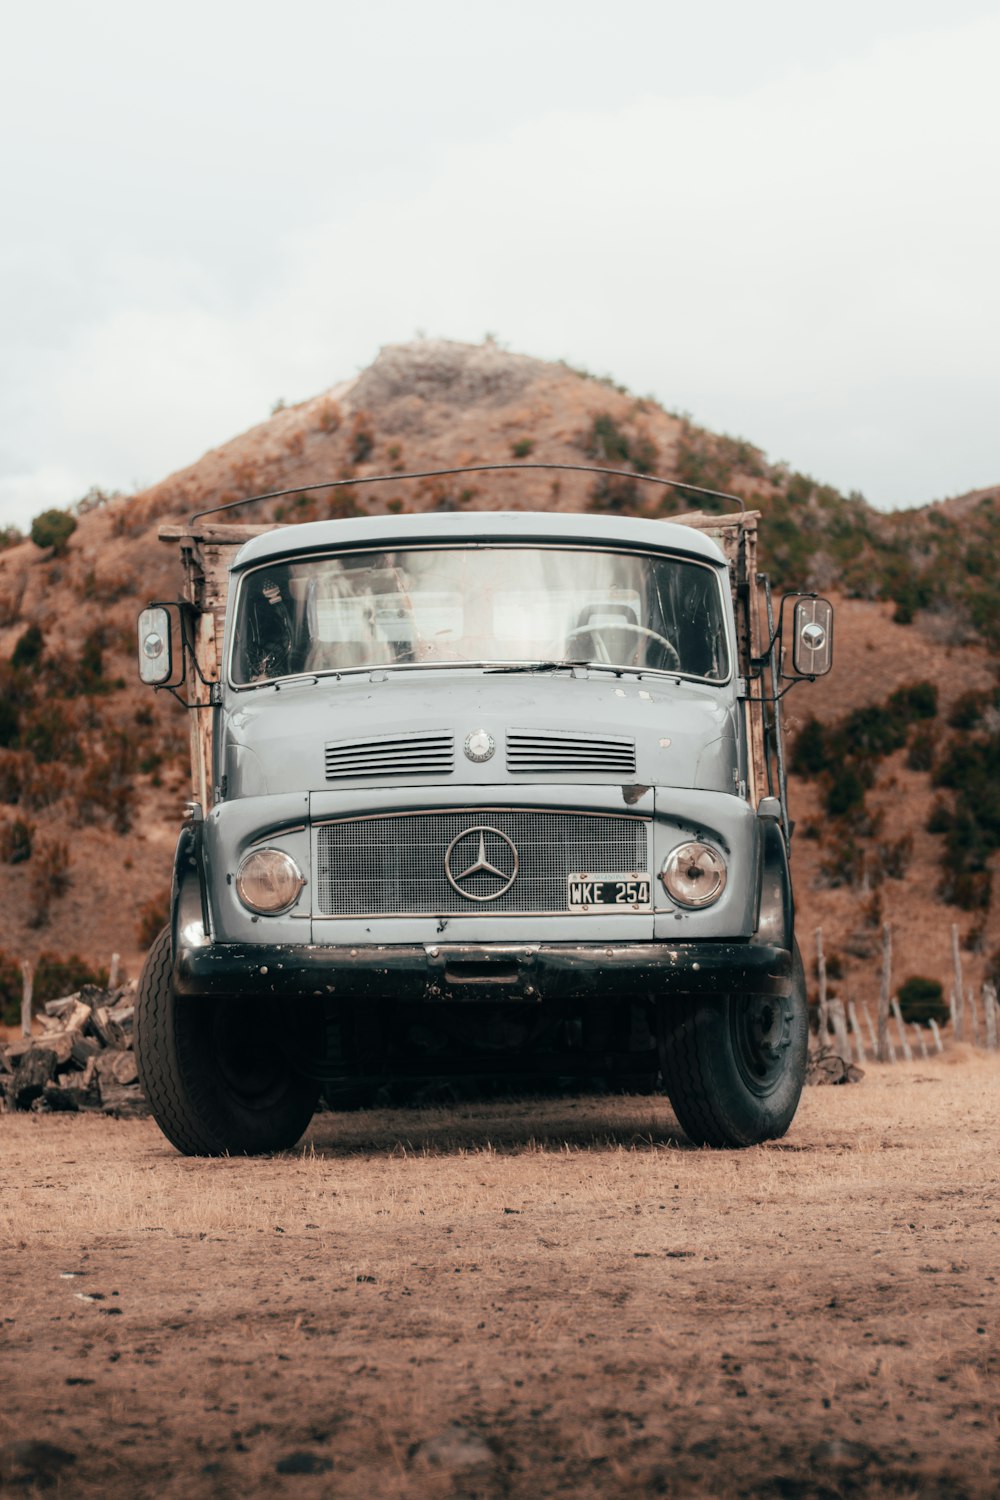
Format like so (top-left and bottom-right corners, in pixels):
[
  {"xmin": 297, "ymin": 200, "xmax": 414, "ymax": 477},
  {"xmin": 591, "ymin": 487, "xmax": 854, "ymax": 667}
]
[{"xmin": 566, "ymin": 621, "xmax": 681, "ymax": 672}]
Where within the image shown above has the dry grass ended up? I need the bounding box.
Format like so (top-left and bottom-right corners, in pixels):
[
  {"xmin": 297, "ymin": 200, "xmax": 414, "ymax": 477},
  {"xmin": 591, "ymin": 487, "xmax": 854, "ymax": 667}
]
[{"xmin": 2, "ymin": 1057, "xmax": 999, "ymax": 1498}]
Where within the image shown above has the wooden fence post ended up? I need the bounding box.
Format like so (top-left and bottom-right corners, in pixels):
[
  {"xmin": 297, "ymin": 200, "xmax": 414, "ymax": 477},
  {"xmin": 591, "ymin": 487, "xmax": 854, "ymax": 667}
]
[
  {"xmin": 847, "ymin": 999, "xmax": 867, "ymax": 1065},
  {"xmin": 928, "ymin": 1017, "xmax": 944, "ymax": 1054},
  {"xmin": 951, "ymin": 925, "xmax": 964, "ymax": 1041},
  {"xmin": 861, "ymin": 1001, "xmax": 878, "ymax": 1055},
  {"xmin": 816, "ymin": 928, "xmax": 827, "ymax": 1041},
  {"xmin": 109, "ymin": 952, "xmax": 121, "ymax": 989},
  {"xmin": 878, "ymin": 923, "xmax": 892, "ymax": 1062},
  {"xmin": 20, "ymin": 960, "xmax": 33, "ymax": 1037},
  {"xmin": 890, "ymin": 998, "xmax": 913, "ymax": 1061},
  {"xmin": 967, "ymin": 987, "xmax": 980, "ymax": 1047},
  {"xmin": 984, "ymin": 982, "xmax": 998, "ymax": 1052},
  {"xmin": 912, "ymin": 1023, "xmax": 929, "ymax": 1060},
  {"xmin": 830, "ymin": 998, "xmax": 852, "ymax": 1063}
]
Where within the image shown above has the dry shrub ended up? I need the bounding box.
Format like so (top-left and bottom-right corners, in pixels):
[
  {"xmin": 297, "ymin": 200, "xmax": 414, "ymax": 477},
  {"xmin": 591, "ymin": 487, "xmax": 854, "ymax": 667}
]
[
  {"xmin": 77, "ymin": 743, "xmax": 136, "ymax": 834},
  {"xmin": 229, "ymin": 458, "xmax": 260, "ymax": 492},
  {"xmin": 141, "ymin": 487, "xmax": 189, "ymax": 523},
  {"xmin": 818, "ymin": 830, "xmax": 866, "ymax": 888},
  {"xmin": 875, "ymin": 833, "xmax": 914, "ymax": 880},
  {"xmin": 316, "ymin": 400, "xmax": 342, "ymax": 434},
  {"xmin": 11, "ymin": 622, "xmax": 44, "ymax": 670},
  {"xmin": 0, "ymin": 948, "xmax": 23, "ymax": 1025},
  {"xmin": 328, "ymin": 491, "xmax": 362, "ymax": 519},
  {"xmin": 0, "ymin": 751, "xmax": 25, "ymax": 804},
  {"xmin": 19, "ymin": 760, "xmax": 70, "ymax": 810},
  {"xmin": 136, "ymin": 887, "xmax": 171, "ymax": 949},
  {"xmin": 28, "ymin": 837, "xmax": 71, "ymax": 927},
  {"xmin": 0, "ymin": 568, "xmax": 28, "ymax": 626},
  {"xmin": 78, "ymin": 567, "xmax": 137, "ymax": 605},
  {"xmin": 917, "ymin": 604, "xmax": 977, "ymax": 647},
  {"xmin": 20, "ymin": 702, "xmax": 81, "ymax": 766},
  {"xmin": 0, "ymin": 817, "xmax": 34, "ymax": 864},
  {"xmin": 349, "ymin": 412, "xmax": 375, "ymax": 464},
  {"xmin": 0, "ymin": 689, "xmax": 17, "ymax": 750},
  {"xmin": 897, "ymin": 976, "xmax": 948, "ymax": 1025},
  {"xmin": 590, "ymin": 472, "xmax": 639, "ymax": 514},
  {"xmin": 111, "ymin": 502, "xmax": 152, "ymax": 540}
]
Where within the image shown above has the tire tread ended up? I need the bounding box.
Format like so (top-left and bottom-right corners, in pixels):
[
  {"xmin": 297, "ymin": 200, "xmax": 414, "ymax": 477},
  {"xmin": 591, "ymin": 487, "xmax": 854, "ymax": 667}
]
[{"xmin": 134, "ymin": 928, "xmax": 318, "ymax": 1156}]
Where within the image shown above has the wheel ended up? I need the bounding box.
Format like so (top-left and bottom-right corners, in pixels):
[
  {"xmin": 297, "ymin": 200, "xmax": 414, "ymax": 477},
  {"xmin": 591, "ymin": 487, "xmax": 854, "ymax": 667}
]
[
  {"xmin": 134, "ymin": 928, "xmax": 320, "ymax": 1156},
  {"xmin": 657, "ymin": 942, "xmax": 808, "ymax": 1147}
]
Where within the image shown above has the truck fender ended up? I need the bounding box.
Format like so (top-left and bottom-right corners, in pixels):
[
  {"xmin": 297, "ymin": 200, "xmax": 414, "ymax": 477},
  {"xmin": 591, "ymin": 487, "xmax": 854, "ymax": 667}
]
[
  {"xmin": 171, "ymin": 822, "xmax": 211, "ymax": 958},
  {"xmin": 753, "ymin": 815, "xmax": 793, "ymax": 950}
]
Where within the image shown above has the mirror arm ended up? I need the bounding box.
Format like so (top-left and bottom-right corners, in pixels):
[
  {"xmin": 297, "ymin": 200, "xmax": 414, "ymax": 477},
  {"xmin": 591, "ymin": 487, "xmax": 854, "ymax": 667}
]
[
  {"xmin": 750, "ymin": 573, "xmax": 782, "ymax": 669},
  {"xmin": 142, "ymin": 600, "xmax": 220, "ymax": 699},
  {"xmin": 163, "ymin": 686, "xmax": 215, "ymax": 711},
  {"xmin": 752, "ymin": 582, "xmax": 825, "ymax": 668},
  {"xmin": 761, "ymin": 576, "xmax": 791, "ymax": 847},
  {"xmin": 177, "ymin": 602, "xmax": 220, "ymax": 690},
  {"xmin": 748, "ymin": 677, "xmax": 811, "ymax": 703}
]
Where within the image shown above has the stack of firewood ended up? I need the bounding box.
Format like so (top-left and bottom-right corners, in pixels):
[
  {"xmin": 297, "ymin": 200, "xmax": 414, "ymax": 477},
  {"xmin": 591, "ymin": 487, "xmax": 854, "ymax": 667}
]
[
  {"xmin": 0, "ymin": 985, "xmax": 148, "ymax": 1117},
  {"xmin": 806, "ymin": 1042, "xmax": 864, "ymax": 1086}
]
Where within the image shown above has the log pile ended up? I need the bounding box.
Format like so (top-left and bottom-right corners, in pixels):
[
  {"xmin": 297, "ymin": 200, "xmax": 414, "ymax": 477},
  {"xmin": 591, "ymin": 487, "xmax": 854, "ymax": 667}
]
[
  {"xmin": 0, "ymin": 985, "xmax": 148, "ymax": 1117},
  {"xmin": 806, "ymin": 1042, "xmax": 864, "ymax": 1086}
]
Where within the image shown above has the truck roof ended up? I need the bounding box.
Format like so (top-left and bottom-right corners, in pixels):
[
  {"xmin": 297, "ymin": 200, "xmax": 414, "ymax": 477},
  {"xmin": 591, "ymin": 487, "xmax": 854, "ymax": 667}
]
[{"xmin": 229, "ymin": 511, "xmax": 731, "ymax": 572}]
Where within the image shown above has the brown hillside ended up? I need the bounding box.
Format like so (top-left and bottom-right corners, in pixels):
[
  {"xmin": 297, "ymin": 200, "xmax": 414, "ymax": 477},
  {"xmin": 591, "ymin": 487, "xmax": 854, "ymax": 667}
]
[{"xmin": 0, "ymin": 339, "xmax": 996, "ymax": 1011}]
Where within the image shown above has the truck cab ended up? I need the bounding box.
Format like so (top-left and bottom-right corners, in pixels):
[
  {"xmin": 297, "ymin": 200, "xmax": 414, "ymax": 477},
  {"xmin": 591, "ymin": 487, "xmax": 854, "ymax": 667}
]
[{"xmin": 136, "ymin": 501, "xmax": 832, "ymax": 1154}]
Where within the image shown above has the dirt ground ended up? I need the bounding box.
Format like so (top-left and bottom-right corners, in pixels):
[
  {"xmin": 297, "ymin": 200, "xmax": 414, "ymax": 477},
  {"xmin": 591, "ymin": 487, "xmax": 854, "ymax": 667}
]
[{"xmin": 2, "ymin": 1054, "xmax": 999, "ymax": 1500}]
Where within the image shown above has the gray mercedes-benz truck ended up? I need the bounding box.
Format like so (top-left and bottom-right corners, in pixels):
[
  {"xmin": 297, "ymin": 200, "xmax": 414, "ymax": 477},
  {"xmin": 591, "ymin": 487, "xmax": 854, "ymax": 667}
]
[{"xmin": 135, "ymin": 490, "xmax": 832, "ymax": 1155}]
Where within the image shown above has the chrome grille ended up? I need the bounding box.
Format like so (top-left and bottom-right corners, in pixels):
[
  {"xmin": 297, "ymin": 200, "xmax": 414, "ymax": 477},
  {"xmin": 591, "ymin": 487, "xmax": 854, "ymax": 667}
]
[
  {"xmin": 324, "ymin": 732, "xmax": 454, "ymax": 781},
  {"xmin": 315, "ymin": 809, "xmax": 648, "ymax": 916},
  {"xmin": 506, "ymin": 731, "xmax": 636, "ymax": 776}
]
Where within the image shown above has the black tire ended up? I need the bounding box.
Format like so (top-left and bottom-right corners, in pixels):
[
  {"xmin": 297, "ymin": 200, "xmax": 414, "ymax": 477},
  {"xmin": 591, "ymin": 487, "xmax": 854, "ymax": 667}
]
[
  {"xmin": 657, "ymin": 942, "xmax": 808, "ymax": 1148},
  {"xmin": 134, "ymin": 928, "xmax": 320, "ymax": 1156}
]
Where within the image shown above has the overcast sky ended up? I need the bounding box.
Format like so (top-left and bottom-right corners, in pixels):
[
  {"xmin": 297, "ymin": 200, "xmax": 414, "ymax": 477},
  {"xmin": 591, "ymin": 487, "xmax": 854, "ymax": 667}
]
[{"xmin": 2, "ymin": 0, "xmax": 998, "ymax": 529}]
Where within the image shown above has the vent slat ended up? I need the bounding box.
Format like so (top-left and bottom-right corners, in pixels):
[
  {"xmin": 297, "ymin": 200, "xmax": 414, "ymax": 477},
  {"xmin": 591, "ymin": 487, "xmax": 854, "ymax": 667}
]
[
  {"xmin": 508, "ymin": 737, "xmax": 631, "ymax": 746},
  {"xmin": 508, "ymin": 750, "xmax": 632, "ymax": 758},
  {"xmin": 507, "ymin": 760, "xmax": 634, "ymax": 768},
  {"xmin": 325, "ymin": 760, "xmax": 454, "ymax": 768},
  {"xmin": 506, "ymin": 730, "xmax": 636, "ymax": 776},
  {"xmin": 325, "ymin": 733, "xmax": 454, "ymax": 781}
]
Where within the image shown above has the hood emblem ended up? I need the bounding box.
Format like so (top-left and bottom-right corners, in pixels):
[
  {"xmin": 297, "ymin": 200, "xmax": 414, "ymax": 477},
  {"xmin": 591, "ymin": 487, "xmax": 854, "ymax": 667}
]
[
  {"xmin": 464, "ymin": 729, "xmax": 495, "ymax": 763},
  {"xmin": 444, "ymin": 825, "xmax": 519, "ymax": 901}
]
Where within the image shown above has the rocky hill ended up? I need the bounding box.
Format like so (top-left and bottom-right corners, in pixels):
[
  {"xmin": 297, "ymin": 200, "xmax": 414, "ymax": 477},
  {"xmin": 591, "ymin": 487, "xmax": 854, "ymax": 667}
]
[{"xmin": 0, "ymin": 339, "xmax": 996, "ymax": 1015}]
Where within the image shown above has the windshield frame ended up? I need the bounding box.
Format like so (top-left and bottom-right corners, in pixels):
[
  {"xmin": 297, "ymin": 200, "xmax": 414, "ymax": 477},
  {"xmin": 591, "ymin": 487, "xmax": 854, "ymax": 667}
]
[{"xmin": 225, "ymin": 541, "xmax": 734, "ymax": 691}]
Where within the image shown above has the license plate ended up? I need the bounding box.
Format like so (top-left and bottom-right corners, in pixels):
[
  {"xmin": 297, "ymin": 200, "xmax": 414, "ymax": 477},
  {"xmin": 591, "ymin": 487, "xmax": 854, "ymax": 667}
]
[{"xmin": 567, "ymin": 873, "xmax": 651, "ymax": 912}]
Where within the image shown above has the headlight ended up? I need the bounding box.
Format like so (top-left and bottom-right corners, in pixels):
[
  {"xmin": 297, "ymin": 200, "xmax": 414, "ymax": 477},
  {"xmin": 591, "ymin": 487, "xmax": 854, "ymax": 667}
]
[
  {"xmin": 660, "ymin": 841, "xmax": 727, "ymax": 908},
  {"xmin": 235, "ymin": 849, "xmax": 305, "ymax": 914}
]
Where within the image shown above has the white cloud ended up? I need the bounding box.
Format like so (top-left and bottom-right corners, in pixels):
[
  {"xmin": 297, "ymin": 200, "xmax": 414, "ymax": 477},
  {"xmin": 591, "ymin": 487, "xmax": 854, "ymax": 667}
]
[{"xmin": 2, "ymin": 11, "xmax": 998, "ymax": 527}]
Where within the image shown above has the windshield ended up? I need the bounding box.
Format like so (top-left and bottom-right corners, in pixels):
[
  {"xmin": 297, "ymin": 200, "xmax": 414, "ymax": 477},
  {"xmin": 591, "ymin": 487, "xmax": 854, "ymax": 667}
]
[{"xmin": 230, "ymin": 545, "xmax": 730, "ymax": 685}]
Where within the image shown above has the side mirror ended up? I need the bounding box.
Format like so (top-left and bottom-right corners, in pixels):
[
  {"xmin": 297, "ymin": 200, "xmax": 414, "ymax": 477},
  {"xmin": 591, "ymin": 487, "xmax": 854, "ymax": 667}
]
[
  {"xmin": 137, "ymin": 606, "xmax": 175, "ymax": 685},
  {"xmin": 789, "ymin": 596, "xmax": 833, "ymax": 677}
]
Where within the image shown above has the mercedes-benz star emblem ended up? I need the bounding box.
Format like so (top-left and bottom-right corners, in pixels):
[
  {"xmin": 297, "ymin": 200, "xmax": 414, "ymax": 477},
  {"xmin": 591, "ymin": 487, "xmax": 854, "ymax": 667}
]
[
  {"xmin": 444, "ymin": 825, "xmax": 519, "ymax": 901},
  {"xmin": 464, "ymin": 729, "xmax": 495, "ymax": 763}
]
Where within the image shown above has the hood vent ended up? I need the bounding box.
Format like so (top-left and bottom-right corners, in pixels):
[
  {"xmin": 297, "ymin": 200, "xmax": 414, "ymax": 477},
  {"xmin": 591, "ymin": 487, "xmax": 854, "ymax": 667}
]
[
  {"xmin": 506, "ymin": 731, "xmax": 636, "ymax": 776},
  {"xmin": 325, "ymin": 732, "xmax": 454, "ymax": 781}
]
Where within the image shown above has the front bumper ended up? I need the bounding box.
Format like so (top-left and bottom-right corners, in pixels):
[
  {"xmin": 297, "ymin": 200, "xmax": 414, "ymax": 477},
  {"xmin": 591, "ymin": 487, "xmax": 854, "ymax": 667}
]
[{"xmin": 173, "ymin": 938, "xmax": 791, "ymax": 1003}]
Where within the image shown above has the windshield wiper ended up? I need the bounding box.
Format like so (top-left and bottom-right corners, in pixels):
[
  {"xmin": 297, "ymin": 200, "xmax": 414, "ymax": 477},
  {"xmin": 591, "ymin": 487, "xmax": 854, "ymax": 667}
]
[
  {"xmin": 484, "ymin": 660, "xmax": 586, "ymax": 674},
  {"xmin": 485, "ymin": 660, "xmax": 656, "ymax": 677}
]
